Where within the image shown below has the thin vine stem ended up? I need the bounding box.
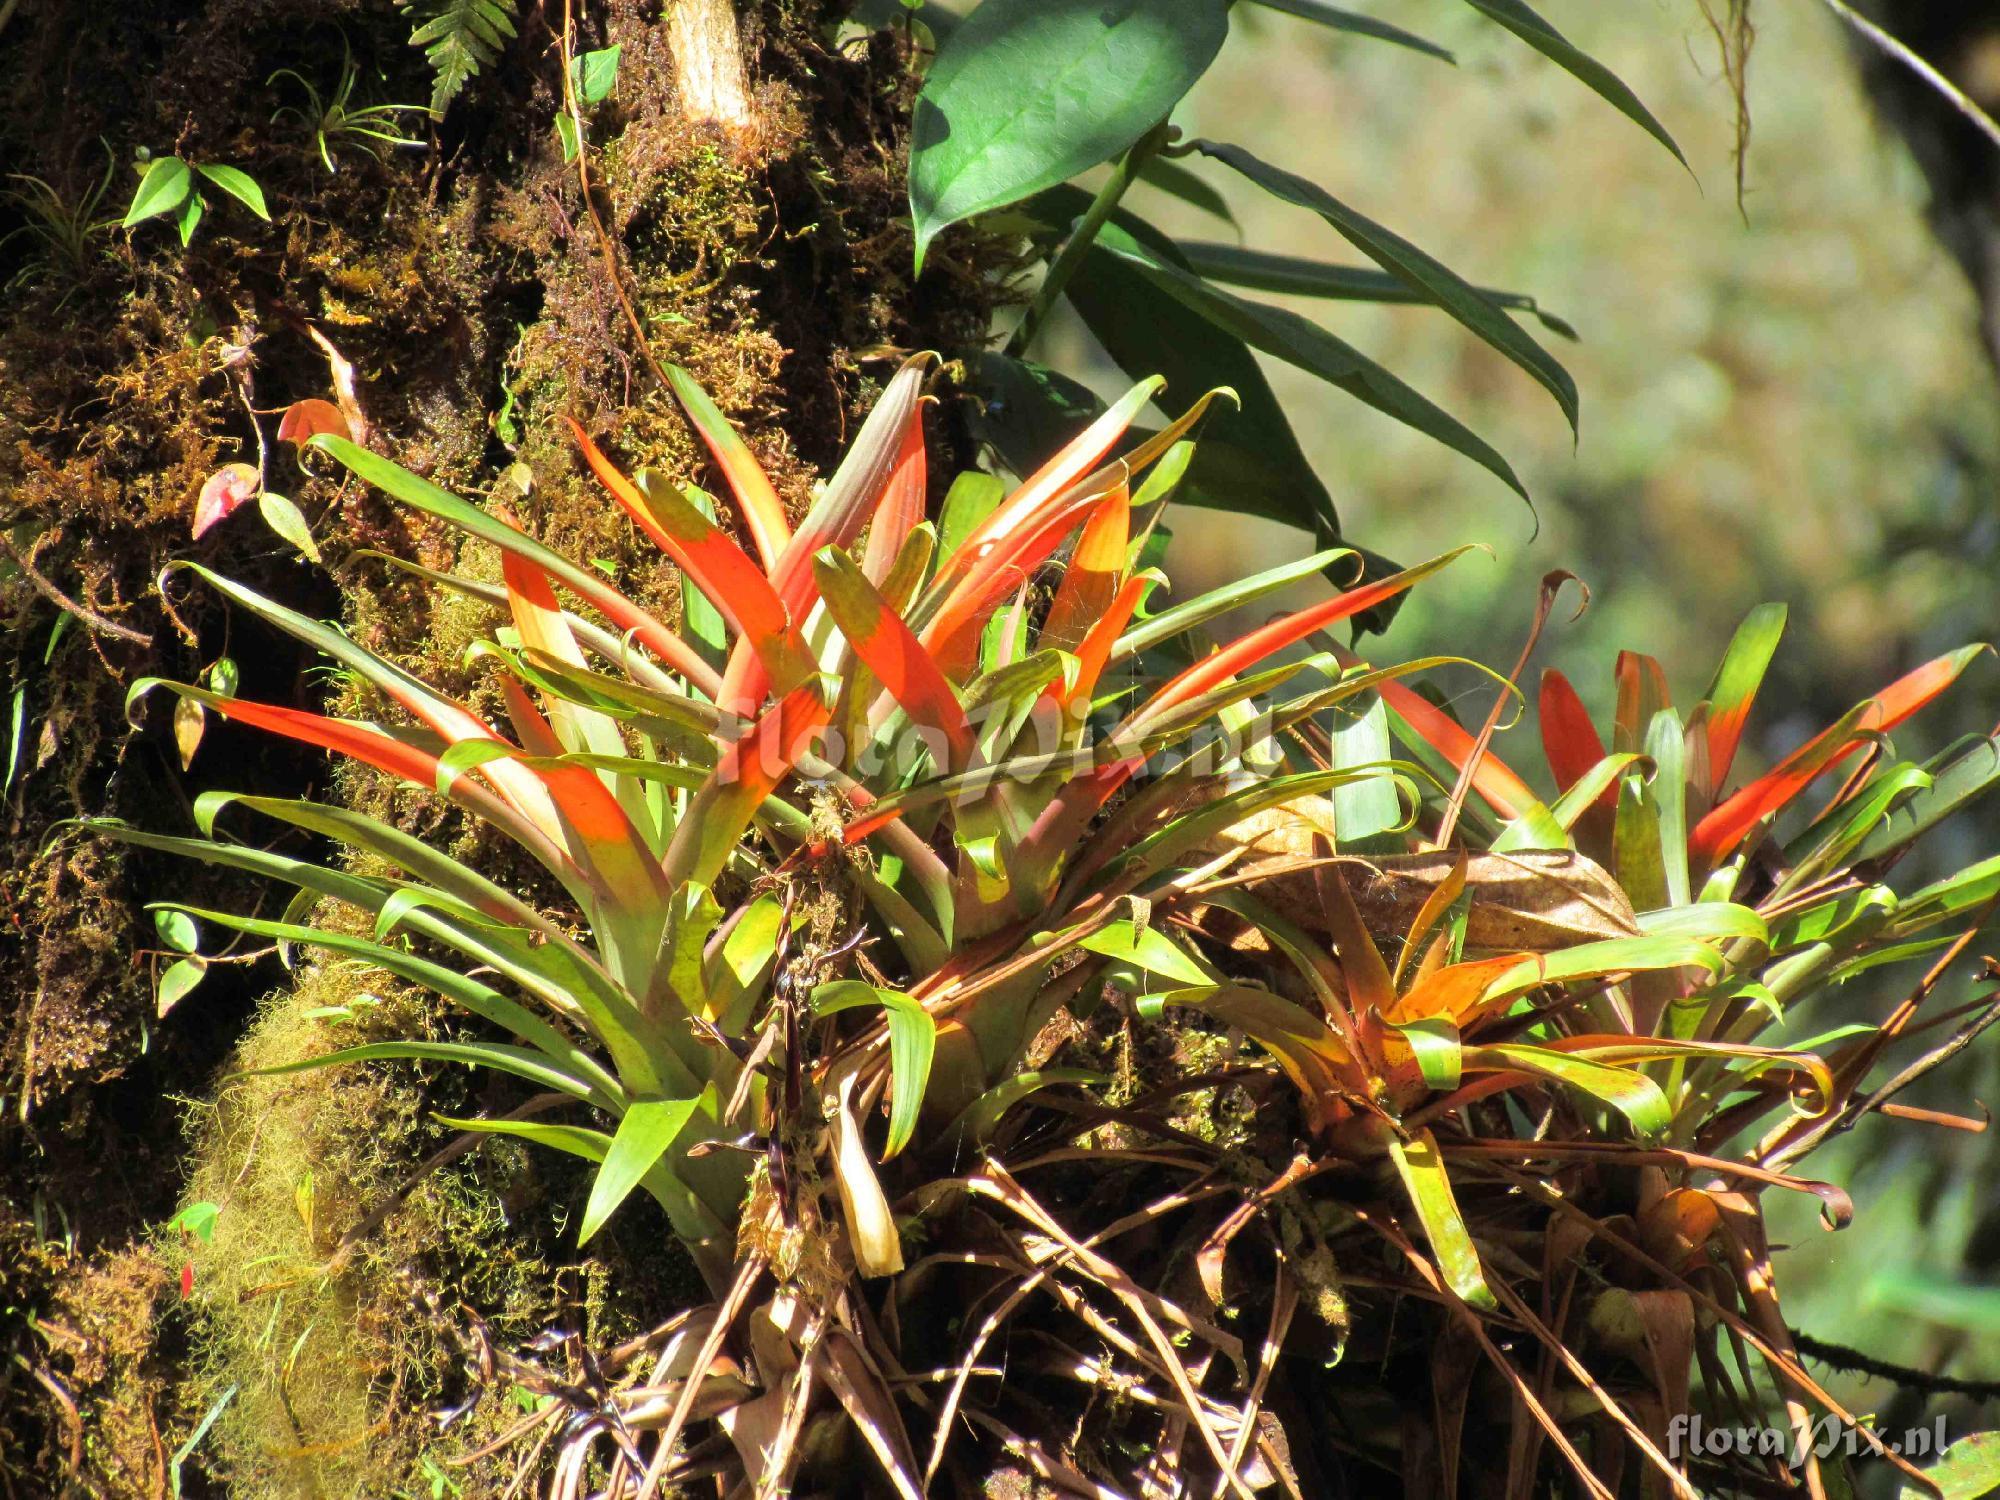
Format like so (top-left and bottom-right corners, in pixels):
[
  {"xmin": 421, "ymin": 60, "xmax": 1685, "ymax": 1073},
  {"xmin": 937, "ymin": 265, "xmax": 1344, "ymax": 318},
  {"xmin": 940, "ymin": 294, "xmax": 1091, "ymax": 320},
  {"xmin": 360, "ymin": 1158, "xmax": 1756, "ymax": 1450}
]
[{"xmin": 1006, "ymin": 121, "xmax": 1169, "ymax": 360}]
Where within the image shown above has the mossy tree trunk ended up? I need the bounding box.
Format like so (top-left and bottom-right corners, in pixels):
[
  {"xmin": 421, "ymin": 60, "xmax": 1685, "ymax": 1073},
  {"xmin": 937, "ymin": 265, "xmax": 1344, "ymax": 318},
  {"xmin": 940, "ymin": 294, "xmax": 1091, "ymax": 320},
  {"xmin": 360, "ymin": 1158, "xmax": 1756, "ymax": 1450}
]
[{"xmin": 0, "ymin": 2, "xmax": 986, "ymax": 1489}]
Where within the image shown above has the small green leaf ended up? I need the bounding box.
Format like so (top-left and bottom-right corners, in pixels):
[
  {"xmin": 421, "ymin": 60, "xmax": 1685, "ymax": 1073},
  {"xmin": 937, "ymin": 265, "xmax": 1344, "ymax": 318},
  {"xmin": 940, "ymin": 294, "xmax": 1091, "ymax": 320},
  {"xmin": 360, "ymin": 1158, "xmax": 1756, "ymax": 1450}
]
[
  {"xmin": 555, "ymin": 112, "xmax": 581, "ymax": 162},
  {"xmin": 123, "ymin": 157, "xmax": 191, "ymax": 226},
  {"xmin": 258, "ymin": 492, "xmax": 322, "ymax": 563},
  {"xmin": 909, "ymin": 0, "xmax": 1230, "ymax": 269},
  {"xmin": 204, "ymin": 657, "xmax": 240, "ymax": 696},
  {"xmin": 166, "ymin": 1201, "xmax": 221, "ymax": 1243},
  {"xmin": 194, "ymin": 163, "xmax": 270, "ymax": 220},
  {"xmin": 579, "ymin": 1095, "xmax": 703, "ymax": 1244},
  {"xmin": 814, "ymin": 981, "xmax": 937, "ymax": 1160},
  {"xmin": 157, "ymin": 958, "xmax": 206, "ymax": 1017},
  {"xmin": 175, "ymin": 191, "xmax": 204, "ymax": 246},
  {"xmin": 573, "ymin": 44, "xmax": 621, "ymax": 103},
  {"xmin": 155, "ymin": 908, "xmax": 200, "ymax": 953}
]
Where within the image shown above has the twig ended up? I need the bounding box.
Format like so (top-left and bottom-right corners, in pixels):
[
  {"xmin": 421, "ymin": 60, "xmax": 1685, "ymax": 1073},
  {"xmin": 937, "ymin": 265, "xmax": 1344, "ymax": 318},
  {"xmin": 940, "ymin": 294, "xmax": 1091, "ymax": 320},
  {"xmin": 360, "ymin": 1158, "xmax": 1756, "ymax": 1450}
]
[
  {"xmin": 0, "ymin": 532, "xmax": 152, "ymax": 645},
  {"xmin": 1818, "ymin": 0, "xmax": 2000, "ymax": 154},
  {"xmin": 1791, "ymin": 1329, "xmax": 2000, "ymax": 1399}
]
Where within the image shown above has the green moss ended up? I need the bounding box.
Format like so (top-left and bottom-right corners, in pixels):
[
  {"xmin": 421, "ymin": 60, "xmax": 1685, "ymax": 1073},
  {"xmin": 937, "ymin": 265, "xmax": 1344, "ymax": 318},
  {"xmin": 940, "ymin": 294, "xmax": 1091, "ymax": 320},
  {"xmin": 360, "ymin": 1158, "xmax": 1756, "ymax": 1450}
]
[{"xmin": 169, "ymin": 963, "xmax": 567, "ymax": 1499}]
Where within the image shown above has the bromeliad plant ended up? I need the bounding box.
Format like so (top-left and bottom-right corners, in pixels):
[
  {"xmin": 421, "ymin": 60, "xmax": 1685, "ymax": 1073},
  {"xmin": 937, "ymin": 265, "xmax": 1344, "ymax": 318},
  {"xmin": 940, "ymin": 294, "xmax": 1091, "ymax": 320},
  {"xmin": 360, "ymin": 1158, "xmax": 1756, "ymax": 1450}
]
[
  {"xmin": 98, "ymin": 350, "xmax": 2000, "ymax": 1494},
  {"xmin": 96, "ymin": 355, "xmax": 1482, "ymax": 1490}
]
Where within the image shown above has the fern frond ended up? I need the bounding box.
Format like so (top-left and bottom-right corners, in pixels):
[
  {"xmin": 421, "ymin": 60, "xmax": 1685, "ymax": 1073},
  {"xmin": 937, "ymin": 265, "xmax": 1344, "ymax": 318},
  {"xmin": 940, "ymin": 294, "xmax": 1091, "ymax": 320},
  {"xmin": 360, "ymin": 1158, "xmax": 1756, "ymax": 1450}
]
[{"xmin": 398, "ymin": 0, "xmax": 519, "ymax": 116}]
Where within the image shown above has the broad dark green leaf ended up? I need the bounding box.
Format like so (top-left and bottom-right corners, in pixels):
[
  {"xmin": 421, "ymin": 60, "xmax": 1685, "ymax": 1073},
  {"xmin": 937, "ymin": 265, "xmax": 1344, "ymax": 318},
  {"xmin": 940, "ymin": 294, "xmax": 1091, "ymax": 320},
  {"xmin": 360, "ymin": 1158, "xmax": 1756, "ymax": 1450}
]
[
  {"xmin": 1899, "ymin": 1431, "xmax": 2000, "ymax": 1500},
  {"xmin": 909, "ymin": 0, "xmax": 1230, "ymax": 270},
  {"xmin": 961, "ymin": 351, "xmax": 1102, "ymax": 479},
  {"xmin": 1067, "ymin": 243, "xmax": 1341, "ymax": 539},
  {"xmin": 1090, "ymin": 220, "xmax": 1528, "ymax": 503},
  {"xmin": 1178, "ymin": 242, "xmax": 1577, "ymax": 339},
  {"xmin": 1242, "ymin": 0, "xmax": 1455, "ymax": 63},
  {"xmin": 1459, "ymin": 0, "xmax": 1686, "ymax": 166},
  {"xmin": 1137, "ymin": 156, "xmax": 1235, "ymax": 226},
  {"xmin": 1193, "ymin": 139, "xmax": 1577, "ymax": 435}
]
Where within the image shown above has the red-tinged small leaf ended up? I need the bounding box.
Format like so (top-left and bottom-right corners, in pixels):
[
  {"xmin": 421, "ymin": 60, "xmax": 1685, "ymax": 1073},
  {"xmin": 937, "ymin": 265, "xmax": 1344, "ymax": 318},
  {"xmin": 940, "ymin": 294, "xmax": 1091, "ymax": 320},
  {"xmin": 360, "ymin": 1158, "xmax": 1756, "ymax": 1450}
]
[
  {"xmin": 180, "ymin": 1261, "xmax": 194, "ymax": 1299},
  {"xmin": 193, "ymin": 463, "xmax": 260, "ymax": 538},
  {"xmin": 1038, "ymin": 483, "xmax": 1129, "ymax": 654},
  {"xmin": 1539, "ymin": 668, "xmax": 1606, "ymax": 795},
  {"xmin": 939, "ymin": 376, "xmax": 1160, "ymax": 584},
  {"xmin": 276, "ymin": 398, "xmax": 351, "ymax": 446},
  {"xmin": 1613, "ymin": 650, "xmax": 1671, "ymax": 755},
  {"xmin": 664, "ymin": 365, "xmax": 791, "ymax": 571},
  {"xmin": 569, "ymin": 420, "xmax": 812, "ymax": 706},
  {"xmin": 767, "ymin": 355, "xmax": 934, "ymax": 626},
  {"xmin": 814, "ymin": 546, "xmax": 973, "ymax": 766},
  {"xmin": 1690, "ymin": 646, "xmax": 1988, "ymax": 864},
  {"xmin": 1702, "ymin": 602, "xmax": 1786, "ymax": 794},
  {"xmin": 1379, "ymin": 676, "xmax": 1535, "ymax": 822},
  {"xmin": 861, "ymin": 386, "xmax": 930, "ymax": 587}
]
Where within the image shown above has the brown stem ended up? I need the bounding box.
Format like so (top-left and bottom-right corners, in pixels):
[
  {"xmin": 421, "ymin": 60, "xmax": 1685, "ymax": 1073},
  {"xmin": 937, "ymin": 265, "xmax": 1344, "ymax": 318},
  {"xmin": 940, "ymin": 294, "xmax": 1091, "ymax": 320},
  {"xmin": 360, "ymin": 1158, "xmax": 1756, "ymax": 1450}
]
[{"xmin": 0, "ymin": 532, "xmax": 151, "ymax": 646}]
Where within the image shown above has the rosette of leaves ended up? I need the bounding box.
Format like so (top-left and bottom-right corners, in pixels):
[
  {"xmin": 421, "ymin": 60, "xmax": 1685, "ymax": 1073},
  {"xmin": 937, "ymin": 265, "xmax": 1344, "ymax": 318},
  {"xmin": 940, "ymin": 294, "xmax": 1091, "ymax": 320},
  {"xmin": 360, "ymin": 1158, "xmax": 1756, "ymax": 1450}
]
[{"xmin": 93, "ymin": 356, "xmax": 1489, "ymax": 1492}]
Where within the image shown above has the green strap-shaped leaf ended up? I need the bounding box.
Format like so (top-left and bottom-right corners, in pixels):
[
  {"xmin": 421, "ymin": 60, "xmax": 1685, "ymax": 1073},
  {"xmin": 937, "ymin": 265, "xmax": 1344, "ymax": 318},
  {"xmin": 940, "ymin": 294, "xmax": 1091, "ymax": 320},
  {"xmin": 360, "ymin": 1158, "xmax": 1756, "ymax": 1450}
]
[
  {"xmin": 1459, "ymin": 0, "xmax": 1686, "ymax": 166},
  {"xmin": 1388, "ymin": 1016, "xmax": 1463, "ymax": 1091},
  {"xmin": 1110, "ymin": 546, "xmax": 1357, "ymax": 663},
  {"xmin": 1461, "ymin": 1042, "xmax": 1671, "ymax": 1139},
  {"xmin": 908, "ymin": 0, "xmax": 1231, "ymax": 270},
  {"xmin": 1387, "ymin": 1127, "xmax": 1494, "ymax": 1308},
  {"xmin": 1242, "ymin": 0, "xmax": 1455, "ymax": 63},
  {"xmin": 1636, "ymin": 902, "xmax": 1768, "ymax": 944},
  {"xmin": 578, "ymin": 1095, "xmax": 704, "ymax": 1245},
  {"xmin": 157, "ymin": 901, "xmax": 626, "ymax": 1106},
  {"xmin": 1178, "ymin": 242, "xmax": 1576, "ymax": 338},
  {"xmin": 1700, "ymin": 602, "xmax": 1786, "ymax": 791},
  {"xmin": 1091, "ymin": 221, "xmax": 1528, "ymax": 503},
  {"xmin": 1192, "ymin": 139, "xmax": 1578, "ymax": 437},
  {"xmin": 1075, "ymin": 920, "xmax": 1216, "ymax": 987},
  {"xmin": 814, "ymin": 981, "xmax": 938, "ymax": 1160},
  {"xmin": 1854, "ymin": 734, "xmax": 2000, "ymax": 865},
  {"xmin": 940, "ymin": 1070, "xmax": 1106, "ymax": 1150},
  {"xmin": 1481, "ymin": 937, "xmax": 1724, "ymax": 1003},
  {"xmin": 436, "ymin": 1111, "xmax": 728, "ymax": 1250},
  {"xmin": 1644, "ymin": 708, "xmax": 1689, "ymax": 906},
  {"xmin": 246, "ymin": 1039, "xmax": 604, "ymax": 1103}
]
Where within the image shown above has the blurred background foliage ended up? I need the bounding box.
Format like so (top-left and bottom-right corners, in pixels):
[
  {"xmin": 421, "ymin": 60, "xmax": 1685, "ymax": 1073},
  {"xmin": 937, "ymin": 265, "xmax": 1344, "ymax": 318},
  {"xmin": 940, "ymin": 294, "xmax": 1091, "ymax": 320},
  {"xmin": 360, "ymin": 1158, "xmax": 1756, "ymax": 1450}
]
[{"xmin": 1034, "ymin": 0, "xmax": 2000, "ymax": 1412}]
